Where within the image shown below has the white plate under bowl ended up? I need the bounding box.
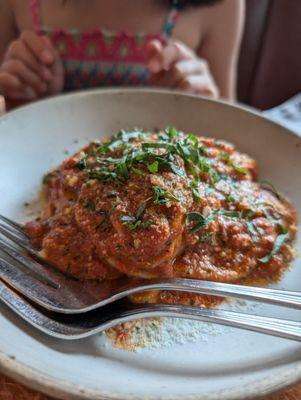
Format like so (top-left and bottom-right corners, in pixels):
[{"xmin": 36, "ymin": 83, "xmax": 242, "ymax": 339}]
[{"xmin": 0, "ymin": 89, "xmax": 300, "ymax": 400}]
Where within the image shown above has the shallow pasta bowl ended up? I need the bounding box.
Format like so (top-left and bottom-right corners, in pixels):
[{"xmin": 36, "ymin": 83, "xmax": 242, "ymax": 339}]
[{"xmin": 0, "ymin": 88, "xmax": 300, "ymax": 400}]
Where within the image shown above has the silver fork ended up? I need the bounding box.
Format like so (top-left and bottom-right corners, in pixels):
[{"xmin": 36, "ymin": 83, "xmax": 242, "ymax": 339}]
[
  {"xmin": 0, "ymin": 214, "xmax": 301, "ymax": 315},
  {"xmin": 1, "ymin": 279, "xmax": 301, "ymax": 341}
]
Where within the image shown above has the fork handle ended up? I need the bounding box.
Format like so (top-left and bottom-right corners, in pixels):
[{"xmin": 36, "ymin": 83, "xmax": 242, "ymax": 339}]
[
  {"xmin": 124, "ymin": 303, "xmax": 301, "ymax": 343},
  {"xmin": 126, "ymin": 278, "xmax": 301, "ymax": 309},
  {"xmin": 1, "ymin": 279, "xmax": 301, "ymax": 341}
]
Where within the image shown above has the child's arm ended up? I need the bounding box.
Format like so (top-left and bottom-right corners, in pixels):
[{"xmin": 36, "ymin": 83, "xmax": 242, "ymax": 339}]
[{"xmin": 199, "ymin": 0, "xmax": 245, "ymax": 100}]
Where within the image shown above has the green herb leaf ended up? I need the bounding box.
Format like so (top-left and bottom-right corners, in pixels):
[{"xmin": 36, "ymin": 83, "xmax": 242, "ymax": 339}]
[
  {"xmin": 128, "ymin": 218, "xmax": 153, "ymax": 230},
  {"xmin": 132, "ymin": 167, "xmax": 145, "ymax": 177},
  {"xmin": 277, "ymin": 224, "xmax": 289, "ymax": 234},
  {"xmin": 187, "ymin": 211, "xmax": 207, "ymax": 233},
  {"xmin": 153, "ymin": 186, "xmax": 179, "ymax": 205},
  {"xmin": 220, "ymin": 152, "xmax": 248, "ymax": 175},
  {"xmin": 107, "ymin": 191, "xmax": 117, "ymax": 198},
  {"xmin": 167, "ymin": 127, "xmax": 178, "ymax": 139},
  {"xmin": 188, "ymin": 209, "xmax": 241, "ymax": 234},
  {"xmin": 209, "ymin": 169, "xmax": 221, "ymax": 183},
  {"xmin": 199, "ymin": 232, "xmax": 214, "ymax": 243},
  {"xmin": 42, "ymin": 173, "xmax": 52, "ymax": 185},
  {"xmin": 189, "ymin": 179, "xmax": 201, "ymax": 203},
  {"xmin": 141, "ymin": 220, "xmax": 153, "ymax": 229},
  {"xmin": 85, "ymin": 199, "xmax": 95, "ymax": 211},
  {"xmin": 136, "ymin": 197, "xmax": 152, "ymax": 219},
  {"xmin": 148, "ymin": 161, "xmax": 159, "ymax": 173},
  {"xmin": 220, "ymin": 210, "xmax": 242, "ymax": 218},
  {"xmin": 260, "ymin": 205, "xmax": 282, "ymax": 224},
  {"xmin": 258, "ymin": 232, "xmax": 289, "ymax": 263},
  {"xmin": 246, "ymin": 221, "xmax": 259, "ymax": 242},
  {"xmin": 260, "ymin": 179, "xmax": 281, "ymax": 200},
  {"xmin": 232, "ymin": 164, "xmax": 248, "ymax": 175},
  {"xmin": 220, "ymin": 152, "xmax": 230, "ymax": 162},
  {"xmin": 226, "ymin": 194, "xmax": 236, "ymax": 203},
  {"xmin": 191, "ymin": 188, "xmax": 201, "ymax": 203},
  {"xmin": 76, "ymin": 157, "xmax": 88, "ymax": 170},
  {"xmin": 96, "ymin": 208, "xmax": 106, "ymax": 216},
  {"xmin": 128, "ymin": 221, "xmax": 141, "ymax": 230},
  {"xmin": 74, "ymin": 128, "xmax": 221, "ymax": 188},
  {"xmin": 121, "ymin": 196, "xmax": 153, "ymax": 230}
]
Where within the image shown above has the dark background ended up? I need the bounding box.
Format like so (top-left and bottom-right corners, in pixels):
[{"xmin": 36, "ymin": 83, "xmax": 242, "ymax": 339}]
[{"xmin": 238, "ymin": 0, "xmax": 301, "ymax": 110}]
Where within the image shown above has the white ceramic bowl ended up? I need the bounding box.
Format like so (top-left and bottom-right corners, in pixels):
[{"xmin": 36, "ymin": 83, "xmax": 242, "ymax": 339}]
[{"xmin": 0, "ymin": 89, "xmax": 300, "ymax": 400}]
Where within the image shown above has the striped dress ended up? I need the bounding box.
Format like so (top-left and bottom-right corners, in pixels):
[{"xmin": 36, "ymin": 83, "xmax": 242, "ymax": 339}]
[{"xmin": 31, "ymin": 0, "xmax": 179, "ymax": 91}]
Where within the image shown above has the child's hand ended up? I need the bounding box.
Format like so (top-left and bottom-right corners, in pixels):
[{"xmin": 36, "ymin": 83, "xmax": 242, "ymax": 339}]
[
  {"xmin": 147, "ymin": 39, "xmax": 219, "ymax": 99},
  {"xmin": 0, "ymin": 95, "xmax": 5, "ymax": 115},
  {"xmin": 0, "ymin": 31, "xmax": 64, "ymax": 101}
]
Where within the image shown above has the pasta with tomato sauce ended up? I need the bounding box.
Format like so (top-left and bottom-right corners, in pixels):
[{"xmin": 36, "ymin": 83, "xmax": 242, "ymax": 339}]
[{"xmin": 25, "ymin": 128, "xmax": 297, "ymax": 308}]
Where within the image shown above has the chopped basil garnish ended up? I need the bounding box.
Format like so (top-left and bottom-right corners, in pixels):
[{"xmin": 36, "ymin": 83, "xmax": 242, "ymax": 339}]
[
  {"xmin": 246, "ymin": 221, "xmax": 259, "ymax": 242},
  {"xmin": 120, "ymin": 186, "xmax": 179, "ymax": 230},
  {"xmin": 132, "ymin": 167, "xmax": 145, "ymax": 177},
  {"xmin": 136, "ymin": 197, "xmax": 153, "ymax": 219},
  {"xmin": 121, "ymin": 195, "xmax": 153, "ymax": 230},
  {"xmin": 259, "ymin": 205, "xmax": 282, "ymax": 224},
  {"xmin": 153, "ymin": 186, "xmax": 179, "ymax": 205},
  {"xmin": 121, "ymin": 212, "xmax": 153, "ymax": 230},
  {"xmin": 277, "ymin": 224, "xmax": 289, "ymax": 234},
  {"xmin": 220, "ymin": 152, "xmax": 248, "ymax": 175},
  {"xmin": 96, "ymin": 208, "xmax": 106, "ymax": 216},
  {"xmin": 258, "ymin": 232, "xmax": 289, "ymax": 263},
  {"xmin": 85, "ymin": 199, "xmax": 95, "ymax": 211},
  {"xmin": 107, "ymin": 191, "xmax": 117, "ymax": 198},
  {"xmin": 226, "ymin": 194, "xmax": 236, "ymax": 203},
  {"xmin": 129, "ymin": 220, "xmax": 153, "ymax": 230},
  {"xmin": 76, "ymin": 128, "xmax": 224, "ymax": 189},
  {"xmin": 232, "ymin": 165, "xmax": 248, "ymax": 175},
  {"xmin": 260, "ymin": 179, "xmax": 281, "ymax": 200},
  {"xmin": 187, "ymin": 209, "xmax": 241, "ymax": 234},
  {"xmin": 191, "ymin": 188, "xmax": 201, "ymax": 203},
  {"xmin": 147, "ymin": 161, "xmax": 159, "ymax": 173},
  {"xmin": 199, "ymin": 232, "xmax": 214, "ymax": 243},
  {"xmin": 42, "ymin": 173, "xmax": 52, "ymax": 185}
]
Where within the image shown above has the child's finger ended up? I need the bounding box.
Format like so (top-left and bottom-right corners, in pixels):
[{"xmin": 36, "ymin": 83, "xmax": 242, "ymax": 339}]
[
  {"xmin": 178, "ymin": 74, "xmax": 219, "ymax": 98},
  {"xmin": 48, "ymin": 56, "xmax": 64, "ymax": 94},
  {"xmin": 150, "ymin": 59, "xmax": 203, "ymax": 88},
  {"xmin": 7, "ymin": 40, "xmax": 44, "ymax": 74},
  {"xmin": 147, "ymin": 39, "xmax": 164, "ymax": 74},
  {"xmin": 41, "ymin": 35, "xmax": 55, "ymax": 51},
  {"xmin": 0, "ymin": 72, "xmax": 36, "ymax": 100},
  {"xmin": 21, "ymin": 30, "xmax": 55, "ymax": 65},
  {"xmin": 0, "ymin": 95, "xmax": 5, "ymax": 114},
  {"xmin": 6, "ymin": 87, "xmax": 37, "ymax": 100},
  {"xmin": 0, "ymin": 71, "xmax": 22, "ymax": 93},
  {"xmin": 1, "ymin": 60, "xmax": 46, "ymax": 94},
  {"xmin": 161, "ymin": 41, "xmax": 195, "ymax": 71},
  {"xmin": 6, "ymin": 40, "xmax": 53, "ymax": 82},
  {"xmin": 167, "ymin": 59, "xmax": 209, "ymax": 87},
  {"xmin": 173, "ymin": 59, "xmax": 208, "ymax": 76}
]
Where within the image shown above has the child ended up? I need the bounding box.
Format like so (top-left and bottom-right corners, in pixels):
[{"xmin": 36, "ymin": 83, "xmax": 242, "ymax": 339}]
[{"xmin": 0, "ymin": 0, "xmax": 244, "ymax": 105}]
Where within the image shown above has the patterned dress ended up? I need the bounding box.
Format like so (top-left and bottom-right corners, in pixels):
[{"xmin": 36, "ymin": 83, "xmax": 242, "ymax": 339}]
[{"xmin": 31, "ymin": 0, "xmax": 179, "ymax": 91}]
